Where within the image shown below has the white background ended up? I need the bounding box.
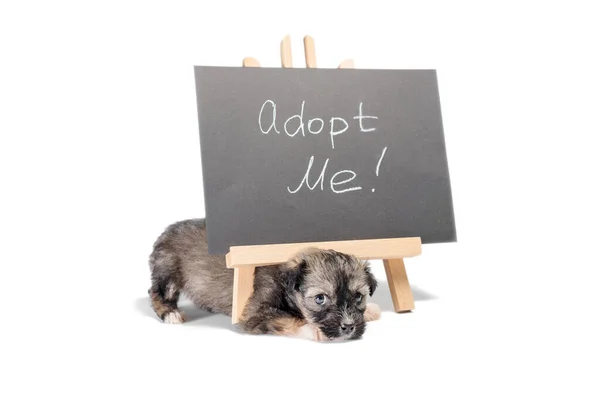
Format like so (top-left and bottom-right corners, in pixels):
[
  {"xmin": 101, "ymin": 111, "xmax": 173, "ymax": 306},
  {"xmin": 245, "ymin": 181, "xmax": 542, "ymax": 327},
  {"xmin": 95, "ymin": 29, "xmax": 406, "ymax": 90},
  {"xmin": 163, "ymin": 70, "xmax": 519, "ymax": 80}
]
[{"xmin": 1, "ymin": 1, "xmax": 599, "ymax": 399}]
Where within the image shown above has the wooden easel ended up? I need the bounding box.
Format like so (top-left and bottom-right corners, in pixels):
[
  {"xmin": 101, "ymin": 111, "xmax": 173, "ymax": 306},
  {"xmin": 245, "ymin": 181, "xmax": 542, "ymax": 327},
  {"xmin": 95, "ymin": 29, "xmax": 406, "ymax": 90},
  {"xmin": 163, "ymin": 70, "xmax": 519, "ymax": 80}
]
[{"xmin": 227, "ymin": 35, "xmax": 422, "ymax": 324}]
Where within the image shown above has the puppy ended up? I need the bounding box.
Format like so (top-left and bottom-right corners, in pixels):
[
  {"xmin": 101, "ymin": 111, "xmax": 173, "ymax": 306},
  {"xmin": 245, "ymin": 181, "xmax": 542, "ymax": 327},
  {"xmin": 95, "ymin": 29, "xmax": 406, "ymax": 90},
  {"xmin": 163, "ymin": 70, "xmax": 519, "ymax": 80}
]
[{"xmin": 148, "ymin": 219, "xmax": 381, "ymax": 341}]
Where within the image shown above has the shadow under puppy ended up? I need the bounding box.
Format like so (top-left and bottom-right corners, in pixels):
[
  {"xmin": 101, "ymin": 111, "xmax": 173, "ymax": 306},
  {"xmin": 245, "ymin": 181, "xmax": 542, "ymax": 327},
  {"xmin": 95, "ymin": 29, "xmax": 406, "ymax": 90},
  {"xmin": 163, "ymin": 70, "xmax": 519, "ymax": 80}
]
[{"xmin": 148, "ymin": 219, "xmax": 381, "ymax": 341}]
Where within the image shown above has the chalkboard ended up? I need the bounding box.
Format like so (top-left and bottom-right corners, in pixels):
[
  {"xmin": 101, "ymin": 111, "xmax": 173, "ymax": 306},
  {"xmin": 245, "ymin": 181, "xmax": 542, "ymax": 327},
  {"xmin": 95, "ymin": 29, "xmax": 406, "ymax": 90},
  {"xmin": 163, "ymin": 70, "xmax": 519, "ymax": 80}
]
[{"xmin": 194, "ymin": 66, "xmax": 456, "ymax": 254}]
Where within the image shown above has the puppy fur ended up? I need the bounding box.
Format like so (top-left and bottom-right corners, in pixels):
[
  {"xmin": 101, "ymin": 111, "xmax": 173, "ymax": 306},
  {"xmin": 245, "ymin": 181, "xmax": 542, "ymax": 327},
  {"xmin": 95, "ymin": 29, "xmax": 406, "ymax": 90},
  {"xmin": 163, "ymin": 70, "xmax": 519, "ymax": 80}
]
[{"xmin": 148, "ymin": 219, "xmax": 381, "ymax": 341}]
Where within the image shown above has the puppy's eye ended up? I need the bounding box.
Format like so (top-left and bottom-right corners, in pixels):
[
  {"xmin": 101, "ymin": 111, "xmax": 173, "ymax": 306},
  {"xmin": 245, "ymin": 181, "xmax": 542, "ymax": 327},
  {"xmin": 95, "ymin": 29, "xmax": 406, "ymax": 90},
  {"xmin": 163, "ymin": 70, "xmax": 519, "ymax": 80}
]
[
  {"xmin": 355, "ymin": 293, "xmax": 363, "ymax": 303},
  {"xmin": 315, "ymin": 294, "xmax": 326, "ymax": 305}
]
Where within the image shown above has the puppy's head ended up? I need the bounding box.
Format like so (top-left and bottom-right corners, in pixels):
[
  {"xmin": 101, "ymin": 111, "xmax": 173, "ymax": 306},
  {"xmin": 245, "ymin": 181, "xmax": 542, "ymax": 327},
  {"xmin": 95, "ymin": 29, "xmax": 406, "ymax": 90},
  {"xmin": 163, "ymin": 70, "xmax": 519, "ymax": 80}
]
[{"xmin": 282, "ymin": 248, "xmax": 378, "ymax": 341}]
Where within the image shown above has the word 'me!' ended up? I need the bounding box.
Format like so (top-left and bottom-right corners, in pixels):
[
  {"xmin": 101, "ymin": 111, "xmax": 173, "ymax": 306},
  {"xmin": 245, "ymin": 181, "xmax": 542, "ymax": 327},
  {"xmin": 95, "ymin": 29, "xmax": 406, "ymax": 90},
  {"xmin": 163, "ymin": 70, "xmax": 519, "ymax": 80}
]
[{"xmin": 259, "ymin": 100, "xmax": 378, "ymax": 149}]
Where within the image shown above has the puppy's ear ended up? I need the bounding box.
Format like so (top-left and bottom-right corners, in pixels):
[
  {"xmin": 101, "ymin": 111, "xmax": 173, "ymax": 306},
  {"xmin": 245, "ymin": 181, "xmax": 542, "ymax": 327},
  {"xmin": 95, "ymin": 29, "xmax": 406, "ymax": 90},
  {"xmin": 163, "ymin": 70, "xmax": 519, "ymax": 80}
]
[
  {"xmin": 364, "ymin": 264, "xmax": 378, "ymax": 296},
  {"xmin": 283, "ymin": 256, "xmax": 309, "ymax": 292}
]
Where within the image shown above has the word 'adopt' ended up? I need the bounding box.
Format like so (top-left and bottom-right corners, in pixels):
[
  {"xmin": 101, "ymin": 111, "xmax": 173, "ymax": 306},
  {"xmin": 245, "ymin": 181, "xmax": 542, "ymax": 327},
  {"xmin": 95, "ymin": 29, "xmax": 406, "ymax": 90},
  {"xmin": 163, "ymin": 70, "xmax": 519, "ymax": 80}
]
[{"xmin": 258, "ymin": 100, "xmax": 389, "ymax": 195}]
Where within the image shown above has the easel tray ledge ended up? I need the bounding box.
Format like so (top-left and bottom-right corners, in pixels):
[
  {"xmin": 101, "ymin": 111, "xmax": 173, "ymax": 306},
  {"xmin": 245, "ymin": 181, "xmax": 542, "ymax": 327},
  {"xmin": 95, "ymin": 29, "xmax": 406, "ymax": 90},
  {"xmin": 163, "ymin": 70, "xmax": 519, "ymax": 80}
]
[{"xmin": 225, "ymin": 236, "xmax": 422, "ymax": 269}]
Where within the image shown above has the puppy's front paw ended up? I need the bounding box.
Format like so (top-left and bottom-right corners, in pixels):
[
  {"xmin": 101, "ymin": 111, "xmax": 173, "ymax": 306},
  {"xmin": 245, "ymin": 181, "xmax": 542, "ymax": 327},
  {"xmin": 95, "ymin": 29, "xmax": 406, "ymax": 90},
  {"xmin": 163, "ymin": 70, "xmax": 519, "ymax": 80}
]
[
  {"xmin": 296, "ymin": 324, "xmax": 327, "ymax": 342},
  {"xmin": 312, "ymin": 326, "xmax": 328, "ymax": 342},
  {"xmin": 364, "ymin": 303, "xmax": 381, "ymax": 322},
  {"xmin": 163, "ymin": 310, "xmax": 186, "ymax": 324}
]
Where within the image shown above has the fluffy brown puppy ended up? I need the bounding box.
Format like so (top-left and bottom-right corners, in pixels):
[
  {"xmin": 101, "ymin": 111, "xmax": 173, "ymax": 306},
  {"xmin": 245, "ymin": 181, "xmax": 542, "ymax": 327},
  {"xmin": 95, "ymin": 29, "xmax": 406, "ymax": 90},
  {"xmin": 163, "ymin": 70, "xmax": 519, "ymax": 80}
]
[{"xmin": 148, "ymin": 219, "xmax": 381, "ymax": 341}]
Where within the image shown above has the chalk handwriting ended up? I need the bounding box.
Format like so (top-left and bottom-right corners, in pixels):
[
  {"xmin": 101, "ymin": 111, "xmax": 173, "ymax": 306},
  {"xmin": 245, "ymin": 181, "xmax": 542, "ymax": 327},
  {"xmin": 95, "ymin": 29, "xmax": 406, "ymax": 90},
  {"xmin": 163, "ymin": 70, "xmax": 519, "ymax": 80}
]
[
  {"xmin": 308, "ymin": 118, "xmax": 324, "ymax": 134},
  {"xmin": 258, "ymin": 100, "xmax": 280, "ymax": 134},
  {"xmin": 287, "ymin": 156, "xmax": 362, "ymax": 195},
  {"xmin": 257, "ymin": 101, "xmax": 379, "ymax": 150},
  {"xmin": 330, "ymin": 170, "xmax": 362, "ymax": 194},
  {"xmin": 284, "ymin": 100, "xmax": 305, "ymax": 137},
  {"xmin": 353, "ymin": 102, "xmax": 378, "ymax": 132},
  {"xmin": 375, "ymin": 146, "xmax": 387, "ymax": 176},
  {"xmin": 259, "ymin": 100, "xmax": 385, "ymax": 195},
  {"xmin": 286, "ymin": 156, "xmax": 329, "ymax": 193},
  {"xmin": 329, "ymin": 117, "xmax": 348, "ymax": 149}
]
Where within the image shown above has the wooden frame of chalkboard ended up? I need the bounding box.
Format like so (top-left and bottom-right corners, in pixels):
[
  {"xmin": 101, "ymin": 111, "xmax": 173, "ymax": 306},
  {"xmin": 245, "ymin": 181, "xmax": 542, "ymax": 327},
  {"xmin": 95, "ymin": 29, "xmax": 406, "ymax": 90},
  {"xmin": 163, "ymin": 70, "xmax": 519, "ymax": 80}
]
[{"xmin": 222, "ymin": 35, "xmax": 424, "ymax": 324}]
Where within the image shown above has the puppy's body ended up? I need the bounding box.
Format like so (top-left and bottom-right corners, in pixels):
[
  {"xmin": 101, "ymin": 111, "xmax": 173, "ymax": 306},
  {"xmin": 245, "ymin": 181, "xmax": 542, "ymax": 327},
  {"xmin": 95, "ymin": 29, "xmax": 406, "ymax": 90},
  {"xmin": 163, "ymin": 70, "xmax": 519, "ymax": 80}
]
[{"xmin": 148, "ymin": 219, "xmax": 380, "ymax": 341}]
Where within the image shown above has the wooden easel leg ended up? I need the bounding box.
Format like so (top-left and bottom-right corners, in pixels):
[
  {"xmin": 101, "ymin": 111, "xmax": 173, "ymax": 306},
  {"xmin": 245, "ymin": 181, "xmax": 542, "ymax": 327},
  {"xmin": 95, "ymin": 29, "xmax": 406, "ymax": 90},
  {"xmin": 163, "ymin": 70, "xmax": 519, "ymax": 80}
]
[
  {"xmin": 383, "ymin": 259, "xmax": 415, "ymax": 312},
  {"xmin": 232, "ymin": 266, "xmax": 255, "ymax": 324}
]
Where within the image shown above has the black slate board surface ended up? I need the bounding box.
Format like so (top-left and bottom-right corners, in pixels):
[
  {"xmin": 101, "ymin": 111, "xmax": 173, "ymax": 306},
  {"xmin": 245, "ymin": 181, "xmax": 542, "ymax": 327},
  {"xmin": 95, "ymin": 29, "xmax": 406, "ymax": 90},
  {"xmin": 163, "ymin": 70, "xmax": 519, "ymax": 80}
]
[{"xmin": 194, "ymin": 66, "xmax": 456, "ymax": 254}]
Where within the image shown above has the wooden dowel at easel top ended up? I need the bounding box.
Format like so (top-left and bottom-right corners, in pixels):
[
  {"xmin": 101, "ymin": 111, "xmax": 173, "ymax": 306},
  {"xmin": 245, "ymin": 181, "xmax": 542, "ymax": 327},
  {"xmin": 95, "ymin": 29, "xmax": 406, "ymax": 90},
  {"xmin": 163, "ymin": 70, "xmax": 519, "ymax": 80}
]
[
  {"xmin": 242, "ymin": 57, "xmax": 261, "ymax": 67},
  {"xmin": 338, "ymin": 59, "xmax": 355, "ymax": 69},
  {"xmin": 304, "ymin": 35, "xmax": 317, "ymax": 68},
  {"xmin": 280, "ymin": 35, "xmax": 293, "ymax": 68}
]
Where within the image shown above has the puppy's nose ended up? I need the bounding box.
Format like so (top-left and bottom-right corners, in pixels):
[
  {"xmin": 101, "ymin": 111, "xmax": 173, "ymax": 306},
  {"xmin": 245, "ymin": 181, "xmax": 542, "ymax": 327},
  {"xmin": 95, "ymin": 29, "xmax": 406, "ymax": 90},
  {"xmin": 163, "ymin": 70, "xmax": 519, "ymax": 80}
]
[{"xmin": 341, "ymin": 323, "xmax": 355, "ymax": 333}]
